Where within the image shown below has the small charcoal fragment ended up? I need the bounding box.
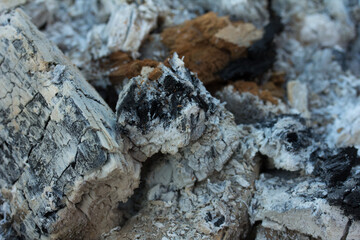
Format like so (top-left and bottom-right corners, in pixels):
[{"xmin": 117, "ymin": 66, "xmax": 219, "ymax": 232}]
[
  {"xmin": 214, "ymin": 216, "xmax": 225, "ymax": 227},
  {"xmin": 313, "ymin": 147, "xmax": 360, "ymax": 219}
]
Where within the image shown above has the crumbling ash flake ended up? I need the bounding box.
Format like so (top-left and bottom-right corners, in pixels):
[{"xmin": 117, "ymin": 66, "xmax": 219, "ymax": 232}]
[
  {"xmin": 250, "ymin": 174, "xmax": 352, "ymax": 240},
  {"xmin": 216, "ymin": 85, "xmax": 288, "ymax": 124},
  {"xmin": 107, "ymin": 142, "xmax": 258, "ymax": 239},
  {"xmin": 238, "ymin": 115, "xmax": 315, "ymax": 172}
]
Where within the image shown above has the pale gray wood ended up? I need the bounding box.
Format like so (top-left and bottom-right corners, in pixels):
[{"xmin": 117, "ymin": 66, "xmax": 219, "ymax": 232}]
[{"xmin": 0, "ymin": 9, "xmax": 140, "ymax": 240}]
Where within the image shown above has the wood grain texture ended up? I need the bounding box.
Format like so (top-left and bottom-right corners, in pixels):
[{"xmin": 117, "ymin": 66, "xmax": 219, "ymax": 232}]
[{"xmin": 0, "ymin": 9, "xmax": 140, "ymax": 240}]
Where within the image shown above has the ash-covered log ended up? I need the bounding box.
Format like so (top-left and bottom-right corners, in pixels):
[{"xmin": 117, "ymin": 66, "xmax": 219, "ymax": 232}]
[{"xmin": 0, "ymin": 9, "xmax": 140, "ymax": 239}]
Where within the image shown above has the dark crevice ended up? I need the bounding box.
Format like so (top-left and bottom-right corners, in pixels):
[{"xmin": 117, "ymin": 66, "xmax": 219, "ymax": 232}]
[
  {"xmin": 55, "ymin": 149, "xmax": 77, "ymax": 186},
  {"xmin": 75, "ymin": 87, "xmax": 107, "ymax": 108},
  {"xmin": 245, "ymin": 221, "xmax": 262, "ymax": 240},
  {"xmin": 340, "ymin": 219, "xmax": 352, "ymax": 240},
  {"xmin": 214, "ymin": 215, "xmax": 225, "ymax": 227},
  {"xmin": 38, "ymin": 22, "xmax": 47, "ymax": 31},
  {"xmin": 257, "ymin": 153, "xmax": 271, "ymax": 174},
  {"xmin": 34, "ymin": 225, "xmax": 42, "ymax": 238},
  {"xmin": 26, "ymin": 145, "xmax": 35, "ymax": 161},
  {"xmin": 118, "ymin": 153, "xmax": 165, "ymax": 226},
  {"xmin": 70, "ymin": 160, "xmax": 76, "ymax": 169},
  {"xmin": 94, "ymin": 85, "xmax": 118, "ymax": 111},
  {"xmin": 261, "ymin": 168, "xmax": 302, "ymax": 179},
  {"xmin": 256, "ymin": 151, "xmax": 301, "ymax": 178},
  {"xmin": 286, "ymin": 132, "xmax": 298, "ymax": 143},
  {"xmin": 37, "ymin": 114, "xmax": 51, "ymax": 143}
]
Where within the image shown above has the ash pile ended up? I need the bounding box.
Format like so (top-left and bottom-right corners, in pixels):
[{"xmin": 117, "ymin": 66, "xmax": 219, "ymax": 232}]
[{"xmin": 0, "ymin": 0, "xmax": 360, "ymax": 239}]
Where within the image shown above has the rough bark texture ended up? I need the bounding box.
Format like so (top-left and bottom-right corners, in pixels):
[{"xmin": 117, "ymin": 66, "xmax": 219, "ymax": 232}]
[{"xmin": 0, "ymin": 9, "xmax": 140, "ymax": 240}]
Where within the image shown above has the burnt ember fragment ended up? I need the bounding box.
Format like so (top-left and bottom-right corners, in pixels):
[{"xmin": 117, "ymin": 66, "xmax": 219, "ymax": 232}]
[
  {"xmin": 214, "ymin": 215, "xmax": 225, "ymax": 227},
  {"xmin": 116, "ymin": 53, "xmax": 238, "ymax": 161},
  {"xmin": 239, "ymin": 115, "xmax": 315, "ymax": 171},
  {"xmin": 219, "ymin": 7, "xmax": 283, "ymax": 81},
  {"xmin": 117, "ymin": 56, "xmax": 214, "ymax": 134},
  {"xmin": 117, "ymin": 55, "xmax": 214, "ymax": 130},
  {"xmin": 313, "ymin": 147, "xmax": 360, "ymax": 219},
  {"xmin": 313, "ymin": 147, "xmax": 359, "ymax": 186}
]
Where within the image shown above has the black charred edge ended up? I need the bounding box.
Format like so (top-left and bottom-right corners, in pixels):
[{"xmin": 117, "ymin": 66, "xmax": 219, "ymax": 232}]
[
  {"xmin": 218, "ymin": 1, "xmax": 283, "ymax": 82},
  {"xmin": 117, "ymin": 73, "xmax": 215, "ymax": 134},
  {"xmin": 313, "ymin": 147, "xmax": 359, "ymax": 186},
  {"xmin": 214, "ymin": 215, "xmax": 225, "ymax": 227},
  {"xmin": 312, "ymin": 147, "xmax": 360, "ymax": 220},
  {"xmin": 204, "ymin": 212, "xmax": 213, "ymax": 222}
]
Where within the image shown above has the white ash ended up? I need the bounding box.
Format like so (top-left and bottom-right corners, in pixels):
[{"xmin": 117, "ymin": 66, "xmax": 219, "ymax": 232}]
[
  {"xmin": 17, "ymin": 0, "xmax": 200, "ymax": 83},
  {"xmin": 253, "ymin": 225, "xmax": 319, "ymax": 240},
  {"xmin": 0, "ymin": 0, "xmax": 25, "ymax": 11},
  {"xmin": 102, "ymin": 146, "xmax": 260, "ymax": 240},
  {"xmin": 249, "ymin": 174, "xmax": 357, "ymax": 240},
  {"xmin": 87, "ymin": 1, "xmax": 158, "ymax": 59},
  {"xmin": 151, "ymin": 0, "xmax": 201, "ymax": 27},
  {"xmin": 21, "ymin": 0, "xmax": 111, "ymax": 67},
  {"xmin": 348, "ymin": 221, "xmax": 360, "ymax": 240},
  {"xmin": 217, "ymin": 85, "xmax": 288, "ymax": 124},
  {"xmin": 0, "ymin": 196, "xmax": 16, "ymax": 239},
  {"xmin": 273, "ymin": 0, "xmax": 360, "ymax": 148},
  {"xmin": 19, "ymin": 0, "xmax": 52, "ymax": 29},
  {"xmin": 299, "ymin": 13, "xmax": 354, "ymax": 48},
  {"xmin": 238, "ymin": 115, "xmax": 315, "ymax": 172},
  {"xmin": 328, "ymin": 103, "xmax": 360, "ymax": 149},
  {"xmin": 344, "ymin": 0, "xmax": 360, "ymax": 77},
  {"xmin": 273, "ymin": 0, "xmax": 355, "ymax": 40},
  {"xmin": 286, "ymin": 80, "xmax": 311, "ymax": 119},
  {"xmin": 247, "ymin": 3, "xmax": 360, "ymax": 238}
]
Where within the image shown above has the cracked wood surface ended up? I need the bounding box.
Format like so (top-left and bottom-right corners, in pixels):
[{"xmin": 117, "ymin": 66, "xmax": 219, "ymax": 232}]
[{"xmin": 0, "ymin": 9, "xmax": 140, "ymax": 240}]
